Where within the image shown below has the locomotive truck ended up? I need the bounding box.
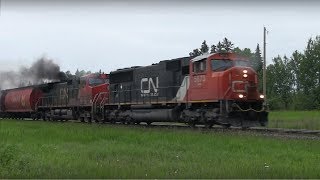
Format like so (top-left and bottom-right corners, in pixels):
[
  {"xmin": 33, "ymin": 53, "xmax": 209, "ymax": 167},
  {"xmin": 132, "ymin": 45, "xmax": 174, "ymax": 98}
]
[{"xmin": 0, "ymin": 52, "xmax": 268, "ymax": 127}]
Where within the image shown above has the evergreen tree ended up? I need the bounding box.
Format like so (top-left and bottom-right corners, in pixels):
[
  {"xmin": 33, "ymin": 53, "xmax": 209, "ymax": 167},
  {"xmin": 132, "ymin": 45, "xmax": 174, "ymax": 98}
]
[
  {"xmin": 210, "ymin": 44, "xmax": 217, "ymax": 53},
  {"xmin": 75, "ymin": 69, "xmax": 80, "ymax": 77},
  {"xmin": 253, "ymin": 44, "xmax": 263, "ymax": 72},
  {"xmin": 233, "ymin": 47, "xmax": 253, "ymax": 58},
  {"xmin": 221, "ymin": 37, "xmax": 234, "ymax": 51},
  {"xmin": 189, "ymin": 48, "xmax": 202, "ymax": 57},
  {"xmin": 200, "ymin": 40, "xmax": 209, "ymax": 54},
  {"xmin": 216, "ymin": 41, "xmax": 223, "ymax": 52}
]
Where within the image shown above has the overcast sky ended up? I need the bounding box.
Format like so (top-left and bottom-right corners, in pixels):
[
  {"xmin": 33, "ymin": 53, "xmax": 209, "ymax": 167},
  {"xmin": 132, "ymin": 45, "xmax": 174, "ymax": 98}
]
[{"xmin": 0, "ymin": 0, "xmax": 320, "ymax": 73}]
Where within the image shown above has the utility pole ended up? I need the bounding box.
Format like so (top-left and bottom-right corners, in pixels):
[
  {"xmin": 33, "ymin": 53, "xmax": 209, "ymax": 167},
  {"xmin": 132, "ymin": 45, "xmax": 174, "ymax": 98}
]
[{"xmin": 263, "ymin": 27, "xmax": 267, "ymax": 103}]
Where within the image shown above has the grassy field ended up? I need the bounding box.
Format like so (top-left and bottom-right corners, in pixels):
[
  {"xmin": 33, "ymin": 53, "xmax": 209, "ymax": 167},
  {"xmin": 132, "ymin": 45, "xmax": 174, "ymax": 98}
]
[
  {"xmin": 269, "ymin": 111, "xmax": 320, "ymax": 130},
  {"xmin": 0, "ymin": 119, "xmax": 319, "ymax": 178}
]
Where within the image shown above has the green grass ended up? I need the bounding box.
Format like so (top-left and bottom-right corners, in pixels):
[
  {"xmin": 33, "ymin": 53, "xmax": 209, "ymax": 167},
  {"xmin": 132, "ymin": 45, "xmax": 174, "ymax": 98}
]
[
  {"xmin": 269, "ymin": 111, "xmax": 320, "ymax": 130},
  {"xmin": 0, "ymin": 119, "xmax": 319, "ymax": 178}
]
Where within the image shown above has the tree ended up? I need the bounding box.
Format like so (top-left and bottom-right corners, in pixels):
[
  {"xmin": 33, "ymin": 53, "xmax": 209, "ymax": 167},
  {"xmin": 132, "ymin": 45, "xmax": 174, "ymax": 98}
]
[
  {"xmin": 75, "ymin": 69, "xmax": 92, "ymax": 77},
  {"xmin": 252, "ymin": 44, "xmax": 263, "ymax": 91},
  {"xmin": 190, "ymin": 37, "xmax": 235, "ymax": 56},
  {"xmin": 216, "ymin": 41, "xmax": 223, "ymax": 52},
  {"xmin": 266, "ymin": 56, "xmax": 294, "ymax": 109},
  {"xmin": 252, "ymin": 44, "xmax": 263, "ymax": 72},
  {"xmin": 298, "ymin": 36, "xmax": 320, "ymax": 109},
  {"xmin": 75, "ymin": 69, "xmax": 80, "ymax": 77},
  {"xmin": 200, "ymin": 40, "xmax": 209, "ymax": 54},
  {"xmin": 210, "ymin": 44, "xmax": 217, "ymax": 53},
  {"xmin": 189, "ymin": 48, "xmax": 202, "ymax": 57},
  {"xmin": 233, "ymin": 47, "xmax": 253, "ymax": 58},
  {"xmin": 221, "ymin": 37, "xmax": 234, "ymax": 51},
  {"xmin": 65, "ymin": 70, "xmax": 72, "ymax": 78},
  {"xmin": 289, "ymin": 50, "xmax": 303, "ymax": 91}
]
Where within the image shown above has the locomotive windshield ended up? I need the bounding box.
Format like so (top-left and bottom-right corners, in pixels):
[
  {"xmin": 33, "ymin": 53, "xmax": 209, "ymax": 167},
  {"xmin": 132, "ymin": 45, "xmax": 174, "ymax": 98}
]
[
  {"xmin": 211, "ymin": 59, "xmax": 233, "ymax": 72},
  {"xmin": 234, "ymin": 60, "xmax": 249, "ymax": 67},
  {"xmin": 88, "ymin": 78, "xmax": 105, "ymax": 86},
  {"xmin": 211, "ymin": 59, "xmax": 250, "ymax": 72}
]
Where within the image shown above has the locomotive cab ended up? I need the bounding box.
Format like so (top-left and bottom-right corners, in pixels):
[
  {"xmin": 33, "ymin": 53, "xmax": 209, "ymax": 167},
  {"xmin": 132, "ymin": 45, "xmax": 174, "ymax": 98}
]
[
  {"xmin": 78, "ymin": 73, "xmax": 109, "ymax": 105},
  {"xmin": 188, "ymin": 52, "xmax": 268, "ymax": 127},
  {"xmin": 189, "ymin": 52, "xmax": 264, "ymax": 102}
]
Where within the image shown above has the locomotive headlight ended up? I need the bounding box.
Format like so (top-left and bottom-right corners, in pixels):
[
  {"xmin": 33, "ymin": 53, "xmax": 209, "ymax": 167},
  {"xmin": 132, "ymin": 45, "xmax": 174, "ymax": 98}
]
[
  {"xmin": 243, "ymin": 74, "xmax": 248, "ymax": 78},
  {"xmin": 243, "ymin": 70, "xmax": 248, "ymax": 74},
  {"xmin": 238, "ymin": 94, "xmax": 244, "ymax": 98},
  {"xmin": 260, "ymin": 94, "xmax": 265, "ymax": 99}
]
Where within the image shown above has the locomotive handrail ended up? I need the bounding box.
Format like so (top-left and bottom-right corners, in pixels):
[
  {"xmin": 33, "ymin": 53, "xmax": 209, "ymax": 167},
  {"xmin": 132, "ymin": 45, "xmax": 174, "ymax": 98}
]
[
  {"xmin": 91, "ymin": 92, "xmax": 109, "ymax": 121},
  {"xmin": 37, "ymin": 95, "xmax": 69, "ymax": 107},
  {"xmin": 37, "ymin": 83, "xmax": 189, "ymax": 109},
  {"xmin": 100, "ymin": 95, "xmax": 108, "ymax": 109}
]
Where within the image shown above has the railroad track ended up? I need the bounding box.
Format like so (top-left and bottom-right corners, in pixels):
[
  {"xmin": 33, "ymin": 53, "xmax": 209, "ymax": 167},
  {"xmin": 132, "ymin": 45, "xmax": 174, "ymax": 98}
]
[
  {"xmin": 76, "ymin": 121, "xmax": 320, "ymax": 139},
  {"xmin": 145, "ymin": 123, "xmax": 320, "ymax": 137},
  {"xmin": 2, "ymin": 118, "xmax": 320, "ymax": 139}
]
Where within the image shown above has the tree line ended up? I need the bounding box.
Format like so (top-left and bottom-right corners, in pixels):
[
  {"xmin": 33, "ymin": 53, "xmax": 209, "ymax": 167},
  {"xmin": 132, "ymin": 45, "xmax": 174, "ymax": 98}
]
[
  {"xmin": 267, "ymin": 36, "xmax": 320, "ymax": 110},
  {"xmin": 189, "ymin": 37, "xmax": 320, "ymax": 110}
]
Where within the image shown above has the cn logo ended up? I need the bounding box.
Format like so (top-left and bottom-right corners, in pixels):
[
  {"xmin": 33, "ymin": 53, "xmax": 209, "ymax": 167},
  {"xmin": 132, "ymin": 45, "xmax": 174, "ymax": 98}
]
[{"xmin": 141, "ymin": 77, "xmax": 159, "ymax": 97}]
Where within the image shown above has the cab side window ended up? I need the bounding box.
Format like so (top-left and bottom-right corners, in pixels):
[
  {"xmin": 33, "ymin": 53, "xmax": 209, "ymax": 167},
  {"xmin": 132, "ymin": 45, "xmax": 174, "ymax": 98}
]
[{"xmin": 193, "ymin": 59, "xmax": 207, "ymax": 73}]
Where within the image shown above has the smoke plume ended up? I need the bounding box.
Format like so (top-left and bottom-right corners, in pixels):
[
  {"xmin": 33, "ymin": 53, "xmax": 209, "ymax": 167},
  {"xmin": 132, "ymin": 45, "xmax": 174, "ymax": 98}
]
[{"xmin": 0, "ymin": 57, "xmax": 67, "ymax": 90}]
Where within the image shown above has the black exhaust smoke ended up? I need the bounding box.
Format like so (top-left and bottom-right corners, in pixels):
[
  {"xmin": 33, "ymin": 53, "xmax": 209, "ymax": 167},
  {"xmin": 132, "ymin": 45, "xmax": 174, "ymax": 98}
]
[{"xmin": 0, "ymin": 57, "xmax": 66, "ymax": 90}]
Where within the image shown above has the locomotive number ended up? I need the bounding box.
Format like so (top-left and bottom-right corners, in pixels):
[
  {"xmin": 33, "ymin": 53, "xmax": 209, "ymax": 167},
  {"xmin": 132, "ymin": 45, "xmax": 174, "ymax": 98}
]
[
  {"xmin": 141, "ymin": 77, "xmax": 159, "ymax": 97},
  {"xmin": 193, "ymin": 75, "xmax": 206, "ymax": 86}
]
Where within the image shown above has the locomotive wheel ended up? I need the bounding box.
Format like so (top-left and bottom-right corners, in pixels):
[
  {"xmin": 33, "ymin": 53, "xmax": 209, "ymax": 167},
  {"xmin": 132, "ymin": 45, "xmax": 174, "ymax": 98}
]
[
  {"xmin": 94, "ymin": 116, "xmax": 101, "ymax": 123},
  {"xmin": 146, "ymin": 121, "xmax": 152, "ymax": 126},
  {"xmin": 78, "ymin": 113, "xmax": 85, "ymax": 123},
  {"xmin": 85, "ymin": 116, "xmax": 91, "ymax": 123}
]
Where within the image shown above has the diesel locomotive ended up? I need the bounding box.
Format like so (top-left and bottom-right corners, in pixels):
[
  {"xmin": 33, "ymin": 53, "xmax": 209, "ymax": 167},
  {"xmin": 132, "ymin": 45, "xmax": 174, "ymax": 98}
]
[{"xmin": 0, "ymin": 52, "xmax": 268, "ymax": 127}]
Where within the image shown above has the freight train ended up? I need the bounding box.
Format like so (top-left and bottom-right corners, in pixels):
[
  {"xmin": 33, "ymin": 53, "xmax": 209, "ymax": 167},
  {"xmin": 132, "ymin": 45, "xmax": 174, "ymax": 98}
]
[{"xmin": 0, "ymin": 52, "xmax": 268, "ymax": 127}]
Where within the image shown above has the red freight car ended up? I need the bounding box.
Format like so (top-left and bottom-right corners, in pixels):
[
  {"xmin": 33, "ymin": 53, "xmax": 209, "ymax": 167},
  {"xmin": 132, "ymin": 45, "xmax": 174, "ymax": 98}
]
[{"xmin": 4, "ymin": 87, "xmax": 43, "ymax": 112}]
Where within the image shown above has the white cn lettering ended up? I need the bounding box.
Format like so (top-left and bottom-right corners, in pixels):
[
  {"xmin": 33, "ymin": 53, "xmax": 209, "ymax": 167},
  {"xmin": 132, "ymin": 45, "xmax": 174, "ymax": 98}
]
[{"xmin": 141, "ymin": 77, "xmax": 159, "ymax": 94}]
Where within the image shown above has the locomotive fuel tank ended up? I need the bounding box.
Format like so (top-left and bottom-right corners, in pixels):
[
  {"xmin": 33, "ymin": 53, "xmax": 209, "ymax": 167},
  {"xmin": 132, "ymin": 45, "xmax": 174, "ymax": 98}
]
[{"xmin": 4, "ymin": 87, "xmax": 43, "ymax": 112}]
